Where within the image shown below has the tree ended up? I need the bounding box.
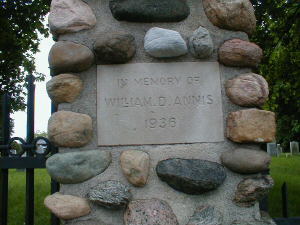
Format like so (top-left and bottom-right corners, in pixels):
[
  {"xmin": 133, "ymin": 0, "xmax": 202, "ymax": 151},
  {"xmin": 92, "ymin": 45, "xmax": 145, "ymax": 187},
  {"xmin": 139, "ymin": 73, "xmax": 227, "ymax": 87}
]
[
  {"xmin": 251, "ymin": 0, "xmax": 300, "ymax": 149},
  {"xmin": 0, "ymin": 0, "xmax": 51, "ymax": 112}
]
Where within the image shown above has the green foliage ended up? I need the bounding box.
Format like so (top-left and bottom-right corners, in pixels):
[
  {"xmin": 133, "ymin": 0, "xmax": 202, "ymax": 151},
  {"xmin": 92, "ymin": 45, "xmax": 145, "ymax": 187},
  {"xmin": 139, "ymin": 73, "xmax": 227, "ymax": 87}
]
[
  {"xmin": 0, "ymin": 0, "xmax": 50, "ymax": 112},
  {"xmin": 251, "ymin": 0, "xmax": 300, "ymax": 149}
]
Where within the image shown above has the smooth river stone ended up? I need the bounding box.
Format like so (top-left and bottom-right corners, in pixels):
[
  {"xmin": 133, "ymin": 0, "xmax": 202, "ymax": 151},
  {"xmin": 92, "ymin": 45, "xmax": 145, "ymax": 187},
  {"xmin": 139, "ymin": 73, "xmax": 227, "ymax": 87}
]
[
  {"xmin": 226, "ymin": 109, "xmax": 276, "ymax": 143},
  {"xmin": 189, "ymin": 26, "xmax": 214, "ymax": 59},
  {"xmin": 46, "ymin": 150, "xmax": 111, "ymax": 184},
  {"xmin": 144, "ymin": 27, "xmax": 187, "ymax": 58},
  {"xmin": 203, "ymin": 0, "xmax": 256, "ymax": 35},
  {"xmin": 233, "ymin": 175, "xmax": 274, "ymax": 207},
  {"xmin": 120, "ymin": 150, "xmax": 150, "ymax": 187},
  {"xmin": 219, "ymin": 39, "xmax": 263, "ymax": 68},
  {"xmin": 48, "ymin": 111, "xmax": 93, "ymax": 147},
  {"xmin": 187, "ymin": 206, "xmax": 223, "ymax": 225},
  {"xmin": 94, "ymin": 32, "xmax": 136, "ymax": 64},
  {"xmin": 225, "ymin": 73, "xmax": 269, "ymax": 107},
  {"xmin": 87, "ymin": 180, "xmax": 132, "ymax": 209},
  {"xmin": 49, "ymin": 0, "xmax": 96, "ymax": 35},
  {"xmin": 156, "ymin": 158, "xmax": 226, "ymax": 194},
  {"xmin": 46, "ymin": 74, "xmax": 83, "ymax": 104},
  {"xmin": 109, "ymin": 0, "xmax": 190, "ymax": 22},
  {"xmin": 124, "ymin": 199, "xmax": 179, "ymax": 225},
  {"xmin": 44, "ymin": 193, "xmax": 91, "ymax": 220},
  {"xmin": 221, "ymin": 148, "xmax": 271, "ymax": 174},
  {"xmin": 49, "ymin": 41, "xmax": 94, "ymax": 75}
]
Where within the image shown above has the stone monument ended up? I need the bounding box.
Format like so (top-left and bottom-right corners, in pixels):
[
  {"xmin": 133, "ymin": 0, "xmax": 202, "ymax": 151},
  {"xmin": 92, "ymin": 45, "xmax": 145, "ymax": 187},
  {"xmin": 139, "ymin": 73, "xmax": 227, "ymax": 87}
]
[{"xmin": 45, "ymin": 0, "xmax": 277, "ymax": 224}]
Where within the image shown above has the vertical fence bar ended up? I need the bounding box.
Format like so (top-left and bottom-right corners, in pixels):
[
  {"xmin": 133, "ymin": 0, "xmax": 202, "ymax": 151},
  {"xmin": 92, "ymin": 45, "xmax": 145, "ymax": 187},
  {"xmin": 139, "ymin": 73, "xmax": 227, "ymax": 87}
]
[
  {"xmin": 0, "ymin": 94, "xmax": 10, "ymax": 225},
  {"xmin": 282, "ymin": 182, "xmax": 289, "ymax": 218},
  {"xmin": 25, "ymin": 75, "xmax": 35, "ymax": 225},
  {"xmin": 50, "ymin": 70, "xmax": 60, "ymax": 225}
]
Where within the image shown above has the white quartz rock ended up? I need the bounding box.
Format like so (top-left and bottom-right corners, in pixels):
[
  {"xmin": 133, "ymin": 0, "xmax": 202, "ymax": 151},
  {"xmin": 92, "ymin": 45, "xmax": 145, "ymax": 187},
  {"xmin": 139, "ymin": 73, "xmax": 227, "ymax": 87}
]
[
  {"xmin": 49, "ymin": 0, "xmax": 96, "ymax": 35},
  {"xmin": 144, "ymin": 27, "xmax": 187, "ymax": 58}
]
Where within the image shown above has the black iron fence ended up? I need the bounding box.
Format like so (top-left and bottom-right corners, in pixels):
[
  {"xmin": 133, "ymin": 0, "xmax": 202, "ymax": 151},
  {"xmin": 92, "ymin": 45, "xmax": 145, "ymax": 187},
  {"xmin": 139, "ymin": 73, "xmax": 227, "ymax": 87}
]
[{"xmin": 0, "ymin": 75, "xmax": 59, "ymax": 225}]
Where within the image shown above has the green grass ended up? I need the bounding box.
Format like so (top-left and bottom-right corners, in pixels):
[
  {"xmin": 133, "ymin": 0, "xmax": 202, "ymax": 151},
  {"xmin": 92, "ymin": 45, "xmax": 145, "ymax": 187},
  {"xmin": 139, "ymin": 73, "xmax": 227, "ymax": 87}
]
[
  {"xmin": 8, "ymin": 169, "xmax": 51, "ymax": 225},
  {"xmin": 269, "ymin": 154, "xmax": 300, "ymax": 218}
]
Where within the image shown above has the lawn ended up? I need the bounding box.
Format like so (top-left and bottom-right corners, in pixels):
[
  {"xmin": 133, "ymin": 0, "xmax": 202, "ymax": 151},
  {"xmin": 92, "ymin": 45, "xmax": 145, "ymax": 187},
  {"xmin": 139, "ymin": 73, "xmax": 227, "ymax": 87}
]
[
  {"xmin": 268, "ymin": 154, "xmax": 300, "ymax": 218},
  {"xmin": 6, "ymin": 155, "xmax": 300, "ymax": 224}
]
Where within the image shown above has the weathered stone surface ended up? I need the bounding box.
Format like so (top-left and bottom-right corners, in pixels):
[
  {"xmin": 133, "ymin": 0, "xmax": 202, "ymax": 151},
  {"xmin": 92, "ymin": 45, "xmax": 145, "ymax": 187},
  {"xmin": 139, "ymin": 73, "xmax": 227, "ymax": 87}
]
[
  {"xmin": 46, "ymin": 74, "xmax": 83, "ymax": 104},
  {"xmin": 49, "ymin": 41, "xmax": 94, "ymax": 75},
  {"xmin": 234, "ymin": 175, "xmax": 274, "ymax": 207},
  {"xmin": 144, "ymin": 27, "xmax": 188, "ymax": 58},
  {"xmin": 226, "ymin": 73, "xmax": 269, "ymax": 107},
  {"xmin": 124, "ymin": 199, "xmax": 179, "ymax": 225},
  {"xmin": 219, "ymin": 39, "xmax": 263, "ymax": 68},
  {"xmin": 189, "ymin": 26, "xmax": 214, "ymax": 59},
  {"xmin": 48, "ymin": 111, "xmax": 93, "ymax": 147},
  {"xmin": 187, "ymin": 206, "xmax": 223, "ymax": 225},
  {"xmin": 87, "ymin": 180, "xmax": 132, "ymax": 209},
  {"xmin": 94, "ymin": 32, "xmax": 136, "ymax": 64},
  {"xmin": 46, "ymin": 150, "xmax": 111, "ymax": 184},
  {"xmin": 221, "ymin": 148, "xmax": 271, "ymax": 174},
  {"xmin": 109, "ymin": 0, "xmax": 190, "ymax": 22},
  {"xmin": 226, "ymin": 109, "xmax": 276, "ymax": 143},
  {"xmin": 49, "ymin": 0, "xmax": 96, "ymax": 35},
  {"xmin": 156, "ymin": 158, "xmax": 226, "ymax": 194},
  {"xmin": 120, "ymin": 150, "xmax": 150, "ymax": 187},
  {"xmin": 44, "ymin": 193, "xmax": 91, "ymax": 220},
  {"xmin": 203, "ymin": 0, "xmax": 256, "ymax": 35}
]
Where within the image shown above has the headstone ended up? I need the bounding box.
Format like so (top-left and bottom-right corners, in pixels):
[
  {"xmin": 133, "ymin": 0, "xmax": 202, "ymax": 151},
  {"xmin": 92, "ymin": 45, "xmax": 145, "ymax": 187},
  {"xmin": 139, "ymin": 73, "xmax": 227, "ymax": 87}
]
[
  {"xmin": 277, "ymin": 144, "xmax": 282, "ymax": 155},
  {"xmin": 46, "ymin": 0, "xmax": 276, "ymax": 224},
  {"xmin": 290, "ymin": 141, "xmax": 299, "ymax": 154},
  {"xmin": 267, "ymin": 143, "xmax": 278, "ymax": 156}
]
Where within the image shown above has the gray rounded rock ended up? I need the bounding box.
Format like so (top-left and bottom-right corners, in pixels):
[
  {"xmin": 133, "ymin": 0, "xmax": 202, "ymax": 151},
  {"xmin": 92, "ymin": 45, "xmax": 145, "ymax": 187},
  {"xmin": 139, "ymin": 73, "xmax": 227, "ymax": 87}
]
[
  {"xmin": 46, "ymin": 150, "xmax": 111, "ymax": 184},
  {"xmin": 94, "ymin": 32, "xmax": 136, "ymax": 64},
  {"xmin": 189, "ymin": 26, "xmax": 214, "ymax": 59},
  {"xmin": 187, "ymin": 206, "xmax": 223, "ymax": 225},
  {"xmin": 221, "ymin": 148, "xmax": 271, "ymax": 174},
  {"xmin": 156, "ymin": 158, "xmax": 226, "ymax": 194},
  {"xmin": 49, "ymin": 41, "xmax": 94, "ymax": 75},
  {"xmin": 87, "ymin": 180, "xmax": 132, "ymax": 209},
  {"xmin": 226, "ymin": 73, "xmax": 269, "ymax": 107},
  {"xmin": 144, "ymin": 27, "xmax": 188, "ymax": 58},
  {"xmin": 124, "ymin": 199, "xmax": 179, "ymax": 225}
]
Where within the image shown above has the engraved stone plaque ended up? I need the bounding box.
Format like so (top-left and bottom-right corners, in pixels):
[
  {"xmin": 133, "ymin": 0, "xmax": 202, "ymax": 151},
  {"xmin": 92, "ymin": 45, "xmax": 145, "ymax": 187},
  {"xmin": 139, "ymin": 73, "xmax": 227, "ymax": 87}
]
[{"xmin": 97, "ymin": 62, "xmax": 224, "ymax": 146}]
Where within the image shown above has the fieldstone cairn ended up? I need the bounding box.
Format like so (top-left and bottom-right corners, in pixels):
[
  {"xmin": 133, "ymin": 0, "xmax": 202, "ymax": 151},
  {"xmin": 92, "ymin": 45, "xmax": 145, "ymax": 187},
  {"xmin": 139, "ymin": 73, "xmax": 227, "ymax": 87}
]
[
  {"xmin": 189, "ymin": 26, "xmax": 214, "ymax": 59},
  {"xmin": 225, "ymin": 73, "xmax": 269, "ymax": 107},
  {"xmin": 46, "ymin": 74, "xmax": 83, "ymax": 104},
  {"xmin": 46, "ymin": 150, "xmax": 111, "ymax": 184},
  {"xmin": 44, "ymin": 193, "xmax": 91, "ymax": 220},
  {"xmin": 49, "ymin": 0, "xmax": 96, "ymax": 35},
  {"xmin": 120, "ymin": 150, "xmax": 150, "ymax": 187},
  {"xmin": 187, "ymin": 206, "xmax": 223, "ymax": 225}
]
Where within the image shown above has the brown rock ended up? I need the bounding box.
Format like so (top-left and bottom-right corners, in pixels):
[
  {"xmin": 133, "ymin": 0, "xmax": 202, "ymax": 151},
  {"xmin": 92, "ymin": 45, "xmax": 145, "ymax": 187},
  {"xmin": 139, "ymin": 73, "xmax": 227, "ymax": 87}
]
[
  {"xmin": 226, "ymin": 109, "xmax": 276, "ymax": 143},
  {"xmin": 221, "ymin": 148, "xmax": 271, "ymax": 174},
  {"xmin": 48, "ymin": 111, "xmax": 93, "ymax": 147},
  {"xmin": 49, "ymin": 0, "xmax": 96, "ymax": 35},
  {"xmin": 46, "ymin": 74, "xmax": 83, "ymax": 104},
  {"xmin": 44, "ymin": 192, "xmax": 91, "ymax": 220},
  {"xmin": 49, "ymin": 41, "xmax": 94, "ymax": 75},
  {"xmin": 226, "ymin": 73, "xmax": 269, "ymax": 107},
  {"xmin": 233, "ymin": 175, "xmax": 274, "ymax": 207},
  {"xmin": 120, "ymin": 150, "xmax": 150, "ymax": 187},
  {"xmin": 124, "ymin": 199, "xmax": 179, "ymax": 225},
  {"xmin": 94, "ymin": 32, "xmax": 136, "ymax": 64},
  {"xmin": 203, "ymin": 0, "xmax": 256, "ymax": 35},
  {"xmin": 219, "ymin": 39, "xmax": 263, "ymax": 68}
]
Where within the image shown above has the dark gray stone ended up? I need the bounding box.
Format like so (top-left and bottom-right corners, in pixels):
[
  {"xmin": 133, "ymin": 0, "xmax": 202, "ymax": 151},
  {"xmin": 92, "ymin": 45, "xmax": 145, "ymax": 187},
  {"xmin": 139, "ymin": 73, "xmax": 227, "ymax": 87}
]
[
  {"xmin": 87, "ymin": 180, "xmax": 132, "ymax": 209},
  {"xmin": 189, "ymin": 26, "xmax": 214, "ymax": 59},
  {"xmin": 94, "ymin": 32, "xmax": 136, "ymax": 64},
  {"xmin": 109, "ymin": 0, "xmax": 190, "ymax": 22},
  {"xmin": 46, "ymin": 150, "xmax": 111, "ymax": 184},
  {"xmin": 156, "ymin": 158, "xmax": 226, "ymax": 194},
  {"xmin": 124, "ymin": 199, "xmax": 179, "ymax": 225},
  {"xmin": 187, "ymin": 206, "xmax": 223, "ymax": 225},
  {"xmin": 234, "ymin": 175, "xmax": 274, "ymax": 207}
]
